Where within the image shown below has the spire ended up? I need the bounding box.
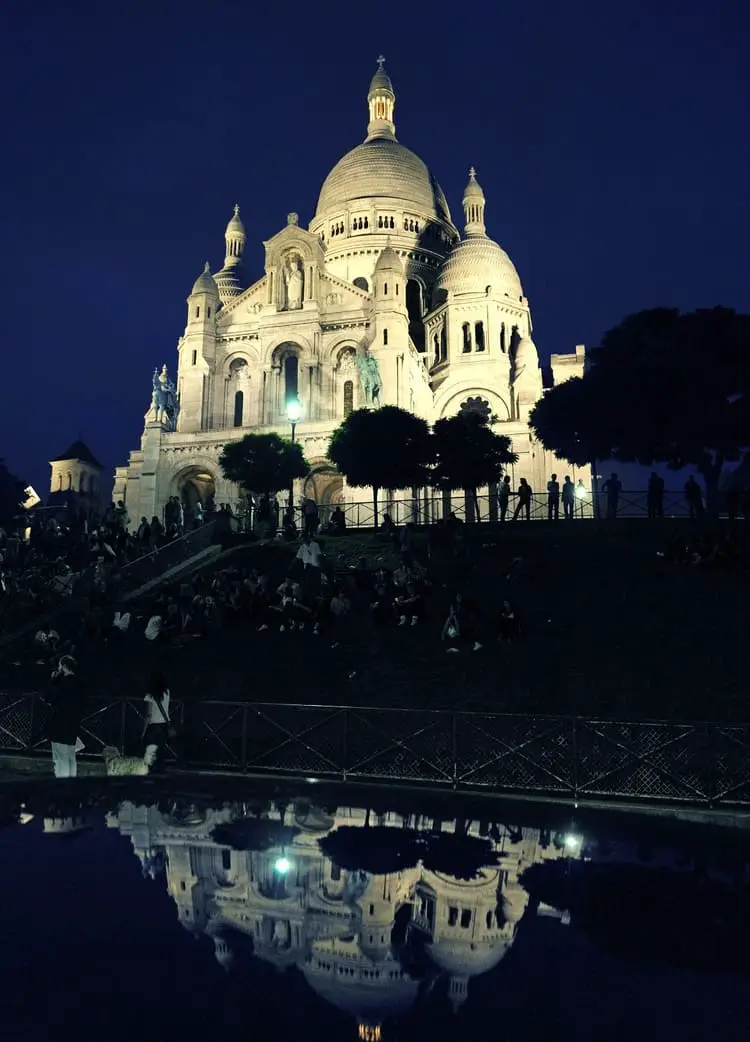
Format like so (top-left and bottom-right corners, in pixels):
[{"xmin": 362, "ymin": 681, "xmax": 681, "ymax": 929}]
[
  {"xmin": 463, "ymin": 166, "xmax": 486, "ymax": 237},
  {"xmin": 224, "ymin": 204, "xmax": 246, "ymax": 267},
  {"xmin": 366, "ymin": 55, "xmax": 396, "ymax": 141}
]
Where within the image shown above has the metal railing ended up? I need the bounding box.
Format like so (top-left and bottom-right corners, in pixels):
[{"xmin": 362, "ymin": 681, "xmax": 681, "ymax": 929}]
[
  {"xmin": 294, "ymin": 491, "xmax": 711, "ymax": 529},
  {"xmin": 2, "ymin": 694, "xmax": 748, "ymax": 808},
  {"xmin": 116, "ymin": 520, "xmax": 218, "ymax": 597}
]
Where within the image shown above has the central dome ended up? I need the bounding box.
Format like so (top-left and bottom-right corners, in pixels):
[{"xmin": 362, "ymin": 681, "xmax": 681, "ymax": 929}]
[{"xmin": 315, "ymin": 137, "xmax": 452, "ymax": 225}]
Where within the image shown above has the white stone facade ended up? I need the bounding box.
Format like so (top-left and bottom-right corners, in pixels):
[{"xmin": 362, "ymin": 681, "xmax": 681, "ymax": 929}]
[{"xmin": 115, "ymin": 59, "xmax": 588, "ymax": 525}]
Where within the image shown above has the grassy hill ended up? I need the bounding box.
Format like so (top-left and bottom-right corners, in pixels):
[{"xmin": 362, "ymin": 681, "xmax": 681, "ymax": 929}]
[{"xmin": 24, "ymin": 520, "xmax": 748, "ymax": 724}]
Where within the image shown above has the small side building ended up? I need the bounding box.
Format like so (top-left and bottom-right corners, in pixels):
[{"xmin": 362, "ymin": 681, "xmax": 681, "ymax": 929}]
[{"xmin": 47, "ymin": 439, "xmax": 105, "ymax": 518}]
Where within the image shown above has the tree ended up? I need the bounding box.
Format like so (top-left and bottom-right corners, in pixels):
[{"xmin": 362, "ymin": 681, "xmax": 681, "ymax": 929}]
[
  {"xmin": 0, "ymin": 458, "xmax": 26, "ymax": 526},
  {"xmin": 328, "ymin": 406, "xmax": 433, "ymax": 525},
  {"xmin": 431, "ymin": 411, "xmax": 518, "ymax": 520},
  {"xmin": 530, "ymin": 307, "xmax": 750, "ymax": 515},
  {"xmin": 219, "ymin": 433, "xmax": 308, "ymax": 500}
]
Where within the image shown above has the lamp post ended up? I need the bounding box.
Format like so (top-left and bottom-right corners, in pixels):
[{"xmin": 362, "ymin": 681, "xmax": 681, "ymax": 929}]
[{"xmin": 286, "ymin": 398, "xmax": 302, "ymax": 523}]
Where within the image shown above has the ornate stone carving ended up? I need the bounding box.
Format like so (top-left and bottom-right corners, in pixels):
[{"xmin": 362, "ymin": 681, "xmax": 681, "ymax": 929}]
[{"xmin": 283, "ymin": 254, "xmax": 304, "ymax": 310}]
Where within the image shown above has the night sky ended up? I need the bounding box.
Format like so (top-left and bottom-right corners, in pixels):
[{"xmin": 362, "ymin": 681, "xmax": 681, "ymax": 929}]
[{"xmin": 2, "ymin": 0, "xmax": 748, "ymax": 495}]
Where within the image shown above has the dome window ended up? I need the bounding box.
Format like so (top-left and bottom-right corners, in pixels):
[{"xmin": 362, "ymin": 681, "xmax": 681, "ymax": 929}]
[
  {"xmin": 195, "ymin": 306, "xmax": 200, "ymax": 319},
  {"xmin": 462, "ymin": 323, "xmax": 472, "ymax": 353},
  {"xmin": 383, "ymin": 328, "xmax": 388, "ymax": 345},
  {"xmin": 192, "ymin": 350, "xmax": 197, "ymax": 366},
  {"xmin": 475, "ymin": 321, "xmax": 485, "ymax": 352},
  {"xmin": 389, "ymin": 217, "xmax": 395, "ymax": 229}
]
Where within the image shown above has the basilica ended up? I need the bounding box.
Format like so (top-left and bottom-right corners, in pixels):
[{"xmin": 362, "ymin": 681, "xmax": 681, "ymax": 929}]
[{"xmin": 114, "ymin": 58, "xmax": 587, "ymax": 523}]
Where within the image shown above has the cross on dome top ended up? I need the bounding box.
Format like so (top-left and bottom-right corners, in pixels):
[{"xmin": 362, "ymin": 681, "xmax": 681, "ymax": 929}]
[
  {"xmin": 233, "ymin": 203, "xmax": 240, "ymax": 216},
  {"xmin": 367, "ymin": 56, "xmax": 396, "ymax": 139},
  {"xmin": 469, "ymin": 166, "xmax": 477, "ymax": 179},
  {"xmin": 377, "ymin": 54, "xmax": 386, "ymax": 69}
]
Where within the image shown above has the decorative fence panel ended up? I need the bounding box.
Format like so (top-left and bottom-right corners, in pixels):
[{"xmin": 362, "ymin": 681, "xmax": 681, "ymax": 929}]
[{"xmin": 3, "ymin": 695, "xmax": 749, "ymax": 808}]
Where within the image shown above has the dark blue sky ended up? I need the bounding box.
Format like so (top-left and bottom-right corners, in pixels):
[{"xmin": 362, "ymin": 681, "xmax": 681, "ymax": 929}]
[{"xmin": 1, "ymin": 0, "xmax": 748, "ymax": 494}]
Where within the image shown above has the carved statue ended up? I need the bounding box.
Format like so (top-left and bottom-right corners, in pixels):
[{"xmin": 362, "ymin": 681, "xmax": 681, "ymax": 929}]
[
  {"xmin": 356, "ymin": 346, "xmax": 382, "ymax": 407},
  {"xmin": 284, "ymin": 256, "xmax": 303, "ymax": 310},
  {"xmin": 151, "ymin": 364, "xmax": 179, "ymax": 430}
]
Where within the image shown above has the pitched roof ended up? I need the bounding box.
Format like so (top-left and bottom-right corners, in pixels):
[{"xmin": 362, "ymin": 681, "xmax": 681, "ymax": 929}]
[{"xmin": 50, "ymin": 439, "xmax": 102, "ymax": 468}]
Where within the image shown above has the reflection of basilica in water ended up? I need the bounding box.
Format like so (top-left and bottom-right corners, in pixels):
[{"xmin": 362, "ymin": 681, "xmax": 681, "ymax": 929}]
[{"xmin": 109, "ymin": 799, "xmax": 574, "ymax": 1039}]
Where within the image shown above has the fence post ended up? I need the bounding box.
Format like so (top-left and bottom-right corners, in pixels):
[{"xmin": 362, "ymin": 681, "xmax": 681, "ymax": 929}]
[
  {"xmin": 571, "ymin": 716, "xmax": 579, "ymax": 803},
  {"xmin": 452, "ymin": 712, "xmax": 458, "ymax": 790},
  {"xmin": 342, "ymin": 709, "xmax": 348, "ymax": 782}
]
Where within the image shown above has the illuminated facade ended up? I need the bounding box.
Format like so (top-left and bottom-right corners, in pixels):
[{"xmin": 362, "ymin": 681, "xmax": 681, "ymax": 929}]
[
  {"xmin": 110, "ymin": 800, "xmax": 572, "ymax": 1037},
  {"xmin": 114, "ymin": 59, "xmax": 587, "ymax": 523}
]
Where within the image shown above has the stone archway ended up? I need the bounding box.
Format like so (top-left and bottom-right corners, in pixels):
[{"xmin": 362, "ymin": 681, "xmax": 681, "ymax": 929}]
[
  {"xmin": 174, "ymin": 465, "xmax": 217, "ymax": 518},
  {"xmin": 303, "ymin": 465, "xmax": 343, "ymax": 523}
]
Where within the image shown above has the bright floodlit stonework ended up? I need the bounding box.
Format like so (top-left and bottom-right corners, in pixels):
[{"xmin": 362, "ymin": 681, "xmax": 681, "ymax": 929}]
[{"xmin": 114, "ymin": 59, "xmax": 589, "ymax": 522}]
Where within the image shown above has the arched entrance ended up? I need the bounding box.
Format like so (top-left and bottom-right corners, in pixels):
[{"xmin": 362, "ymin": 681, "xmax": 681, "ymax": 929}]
[
  {"xmin": 175, "ymin": 466, "xmax": 216, "ymax": 516},
  {"xmin": 303, "ymin": 465, "xmax": 343, "ymax": 524}
]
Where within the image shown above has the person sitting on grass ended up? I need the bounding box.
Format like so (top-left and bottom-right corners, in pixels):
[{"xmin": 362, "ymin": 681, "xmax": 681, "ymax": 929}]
[
  {"xmin": 370, "ymin": 584, "xmax": 396, "ymax": 628},
  {"xmin": 396, "ymin": 582, "xmax": 425, "ymax": 627}
]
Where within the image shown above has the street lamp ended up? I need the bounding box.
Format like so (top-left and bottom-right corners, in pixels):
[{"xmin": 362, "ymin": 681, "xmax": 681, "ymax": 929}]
[{"xmin": 286, "ymin": 398, "xmax": 303, "ymax": 524}]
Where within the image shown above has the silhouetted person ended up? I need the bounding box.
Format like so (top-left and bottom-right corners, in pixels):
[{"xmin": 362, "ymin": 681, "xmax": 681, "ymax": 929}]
[
  {"xmin": 647, "ymin": 472, "xmax": 664, "ymax": 519},
  {"xmin": 684, "ymin": 476, "xmax": 704, "ymax": 519},
  {"xmin": 513, "ymin": 478, "xmax": 532, "ymax": 521},
  {"xmin": 498, "ymin": 475, "xmax": 511, "ymax": 521},
  {"xmin": 547, "ymin": 473, "xmax": 560, "ymax": 520},
  {"xmin": 45, "ymin": 655, "xmax": 85, "ymax": 778},
  {"xmin": 562, "ymin": 476, "xmax": 575, "ymax": 520},
  {"xmin": 329, "ymin": 505, "xmax": 346, "ymax": 534},
  {"xmin": 602, "ymin": 472, "xmax": 622, "ymax": 519}
]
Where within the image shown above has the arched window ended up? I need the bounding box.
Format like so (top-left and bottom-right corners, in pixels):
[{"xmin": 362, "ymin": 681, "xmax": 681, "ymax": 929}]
[
  {"xmin": 195, "ymin": 306, "xmax": 200, "ymax": 318},
  {"xmin": 383, "ymin": 328, "xmax": 388, "ymax": 345},
  {"xmin": 500, "ymin": 323, "xmax": 507, "ymax": 353},
  {"xmin": 378, "ymin": 216, "xmax": 383, "ymax": 228},
  {"xmin": 57, "ymin": 473, "xmax": 62, "ymax": 491},
  {"xmin": 233, "ymin": 390, "xmax": 244, "ymax": 427},
  {"xmin": 440, "ymin": 327, "xmax": 447, "ymax": 361},
  {"xmin": 389, "ymin": 217, "xmax": 395, "ymax": 228},
  {"xmin": 353, "ymin": 276, "xmax": 369, "ymax": 291},
  {"xmin": 433, "ymin": 333, "xmax": 440, "ymax": 364},
  {"xmin": 475, "ymin": 321, "xmax": 485, "ymax": 352},
  {"xmin": 384, "ymin": 282, "xmax": 388, "ymax": 295},
  {"xmin": 462, "ymin": 323, "xmax": 472, "ymax": 353},
  {"xmin": 284, "ymin": 355, "xmax": 299, "ymax": 401},
  {"xmin": 343, "ymin": 379, "xmax": 354, "ymax": 418},
  {"xmin": 79, "ymin": 473, "xmax": 86, "ymax": 493}
]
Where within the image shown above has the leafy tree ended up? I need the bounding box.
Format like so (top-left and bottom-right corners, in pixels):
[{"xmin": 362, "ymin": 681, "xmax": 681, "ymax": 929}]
[
  {"xmin": 431, "ymin": 411, "xmax": 517, "ymax": 520},
  {"xmin": 530, "ymin": 307, "xmax": 750, "ymax": 514},
  {"xmin": 0, "ymin": 458, "xmax": 26, "ymax": 526},
  {"xmin": 219, "ymin": 433, "xmax": 308, "ymax": 500},
  {"xmin": 328, "ymin": 406, "xmax": 433, "ymax": 525}
]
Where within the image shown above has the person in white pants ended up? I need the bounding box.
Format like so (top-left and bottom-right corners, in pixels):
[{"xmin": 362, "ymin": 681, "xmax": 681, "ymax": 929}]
[{"xmin": 45, "ymin": 656, "xmax": 85, "ymax": 779}]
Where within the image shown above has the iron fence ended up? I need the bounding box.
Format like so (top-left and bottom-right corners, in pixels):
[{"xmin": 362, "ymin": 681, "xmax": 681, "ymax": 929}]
[
  {"xmin": 116, "ymin": 520, "xmax": 219, "ymax": 597},
  {"xmin": 308, "ymin": 491, "xmax": 705, "ymax": 529},
  {"xmin": 2, "ymin": 694, "xmax": 749, "ymax": 808}
]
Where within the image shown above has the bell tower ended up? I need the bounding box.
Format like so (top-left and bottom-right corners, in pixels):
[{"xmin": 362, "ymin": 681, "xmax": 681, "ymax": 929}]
[{"xmin": 366, "ymin": 55, "xmax": 396, "ymax": 140}]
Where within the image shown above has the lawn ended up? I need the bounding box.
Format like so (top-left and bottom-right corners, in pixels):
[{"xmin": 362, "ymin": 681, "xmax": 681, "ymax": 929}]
[{"xmin": 34, "ymin": 519, "xmax": 749, "ymax": 724}]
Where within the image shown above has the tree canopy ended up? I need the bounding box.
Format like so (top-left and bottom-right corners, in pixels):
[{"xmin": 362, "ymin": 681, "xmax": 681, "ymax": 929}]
[
  {"xmin": 219, "ymin": 433, "xmax": 308, "ymax": 497},
  {"xmin": 431, "ymin": 412, "xmax": 517, "ymax": 518},
  {"xmin": 530, "ymin": 307, "xmax": 750, "ymax": 510},
  {"xmin": 328, "ymin": 406, "xmax": 433, "ymax": 523}
]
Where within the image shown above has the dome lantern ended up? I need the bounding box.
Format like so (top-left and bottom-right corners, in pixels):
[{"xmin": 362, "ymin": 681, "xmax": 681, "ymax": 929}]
[
  {"xmin": 224, "ymin": 203, "xmax": 246, "ymax": 266},
  {"xmin": 463, "ymin": 167, "xmax": 486, "ymax": 237},
  {"xmin": 367, "ymin": 55, "xmax": 396, "ymax": 141}
]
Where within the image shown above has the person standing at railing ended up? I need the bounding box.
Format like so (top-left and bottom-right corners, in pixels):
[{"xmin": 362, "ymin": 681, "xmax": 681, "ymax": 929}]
[
  {"xmin": 142, "ymin": 671, "xmax": 172, "ymax": 773},
  {"xmin": 512, "ymin": 479, "xmax": 532, "ymax": 521},
  {"xmin": 498, "ymin": 475, "xmax": 511, "ymax": 521},
  {"xmin": 44, "ymin": 655, "xmax": 85, "ymax": 778},
  {"xmin": 547, "ymin": 474, "xmax": 560, "ymax": 520},
  {"xmin": 602, "ymin": 473, "xmax": 622, "ymax": 519},
  {"xmin": 562, "ymin": 476, "xmax": 575, "ymax": 520},
  {"xmin": 647, "ymin": 472, "xmax": 665, "ymax": 519},
  {"xmin": 684, "ymin": 476, "xmax": 705, "ymax": 520}
]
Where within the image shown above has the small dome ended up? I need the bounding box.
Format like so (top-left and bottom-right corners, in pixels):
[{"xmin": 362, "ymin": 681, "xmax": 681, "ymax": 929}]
[
  {"xmin": 369, "ymin": 57, "xmax": 394, "ymax": 96},
  {"xmin": 226, "ymin": 203, "xmax": 245, "ymax": 237},
  {"xmin": 374, "ymin": 244, "xmax": 403, "ymax": 273},
  {"xmin": 191, "ymin": 262, "xmax": 218, "ymax": 296},
  {"xmin": 434, "ymin": 237, "xmax": 523, "ymax": 301},
  {"xmin": 463, "ymin": 167, "xmax": 484, "ymax": 200},
  {"xmin": 214, "ymin": 265, "xmax": 246, "ymax": 302}
]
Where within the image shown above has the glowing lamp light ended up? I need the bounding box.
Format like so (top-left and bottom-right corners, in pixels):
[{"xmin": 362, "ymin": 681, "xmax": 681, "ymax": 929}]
[
  {"xmin": 274, "ymin": 856, "xmax": 291, "ymax": 874},
  {"xmin": 286, "ymin": 399, "xmax": 302, "ymax": 424},
  {"xmin": 575, "ymin": 484, "xmax": 588, "ymax": 500},
  {"xmin": 564, "ymin": 834, "xmax": 582, "ymax": 853}
]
